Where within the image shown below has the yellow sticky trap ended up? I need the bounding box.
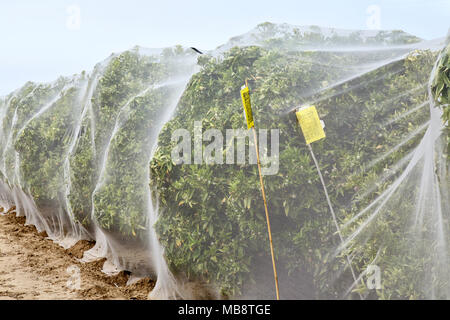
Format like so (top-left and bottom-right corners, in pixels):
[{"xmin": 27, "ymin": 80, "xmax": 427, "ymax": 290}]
[
  {"xmin": 240, "ymin": 85, "xmax": 254, "ymax": 129},
  {"xmin": 296, "ymin": 105, "xmax": 326, "ymax": 144}
]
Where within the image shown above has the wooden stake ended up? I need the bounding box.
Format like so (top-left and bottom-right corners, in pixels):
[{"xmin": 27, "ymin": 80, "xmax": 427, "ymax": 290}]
[
  {"xmin": 243, "ymin": 79, "xmax": 279, "ymax": 299},
  {"xmin": 307, "ymin": 143, "xmax": 363, "ymax": 300},
  {"xmin": 252, "ymin": 125, "xmax": 280, "ymax": 300}
]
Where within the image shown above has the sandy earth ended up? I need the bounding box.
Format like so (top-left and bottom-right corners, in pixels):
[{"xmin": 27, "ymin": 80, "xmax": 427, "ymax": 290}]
[{"xmin": 0, "ymin": 207, "xmax": 154, "ymax": 300}]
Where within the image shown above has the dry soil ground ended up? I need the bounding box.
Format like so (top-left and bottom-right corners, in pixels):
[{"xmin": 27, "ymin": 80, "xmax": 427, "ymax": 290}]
[{"xmin": 0, "ymin": 207, "xmax": 154, "ymax": 300}]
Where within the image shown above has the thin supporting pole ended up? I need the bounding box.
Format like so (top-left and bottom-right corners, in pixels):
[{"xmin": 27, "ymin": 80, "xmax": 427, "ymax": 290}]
[
  {"xmin": 307, "ymin": 144, "xmax": 363, "ymax": 300},
  {"xmin": 252, "ymin": 126, "xmax": 280, "ymax": 300}
]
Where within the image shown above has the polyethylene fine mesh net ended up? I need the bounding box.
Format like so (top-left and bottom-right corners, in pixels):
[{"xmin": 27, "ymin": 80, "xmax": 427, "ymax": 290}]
[{"xmin": 0, "ymin": 23, "xmax": 449, "ymax": 299}]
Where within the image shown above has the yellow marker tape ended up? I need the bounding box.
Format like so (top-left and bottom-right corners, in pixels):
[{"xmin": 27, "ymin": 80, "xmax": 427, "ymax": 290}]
[
  {"xmin": 296, "ymin": 105, "xmax": 326, "ymax": 144},
  {"xmin": 241, "ymin": 85, "xmax": 254, "ymax": 129}
]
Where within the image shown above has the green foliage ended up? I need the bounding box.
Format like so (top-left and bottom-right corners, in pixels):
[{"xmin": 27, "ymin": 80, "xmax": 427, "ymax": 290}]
[
  {"xmin": 431, "ymin": 43, "xmax": 450, "ymax": 153},
  {"xmin": 1, "ymin": 47, "xmax": 195, "ymax": 237},
  {"xmin": 68, "ymin": 50, "xmax": 164, "ymax": 230},
  {"xmin": 0, "ymin": 25, "xmax": 445, "ymax": 299},
  {"xmin": 69, "ymin": 47, "xmax": 194, "ymax": 235},
  {"xmin": 13, "ymin": 80, "xmax": 83, "ymax": 203},
  {"xmin": 225, "ymin": 22, "xmax": 421, "ymax": 51},
  {"xmin": 92, "ymin": 88, "xmax": 168, "ymax": 235},
  {"xmin": 0, "ymin": 79, "xmax": 69, "ymax": 186},
  {"xmin": 151, "ymin": 44, "xmax": 437, "ymax": 298}
]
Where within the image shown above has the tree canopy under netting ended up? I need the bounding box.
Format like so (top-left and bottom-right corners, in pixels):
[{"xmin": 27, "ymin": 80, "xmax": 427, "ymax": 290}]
[{"xmin": 0, "ymin": 23, "xmax": 448, "ymax": 299}]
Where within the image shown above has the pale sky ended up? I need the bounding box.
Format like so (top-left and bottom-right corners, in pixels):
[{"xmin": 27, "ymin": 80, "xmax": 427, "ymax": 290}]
[{"xmin": 1, "ymin": 0, "xmax": 449, "ymax": 95}]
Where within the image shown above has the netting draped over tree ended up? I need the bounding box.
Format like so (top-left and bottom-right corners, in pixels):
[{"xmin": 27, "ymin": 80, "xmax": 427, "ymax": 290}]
[{"xmin": 0, "ymin": 23, "xmax": 448, "ymax": 299}]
